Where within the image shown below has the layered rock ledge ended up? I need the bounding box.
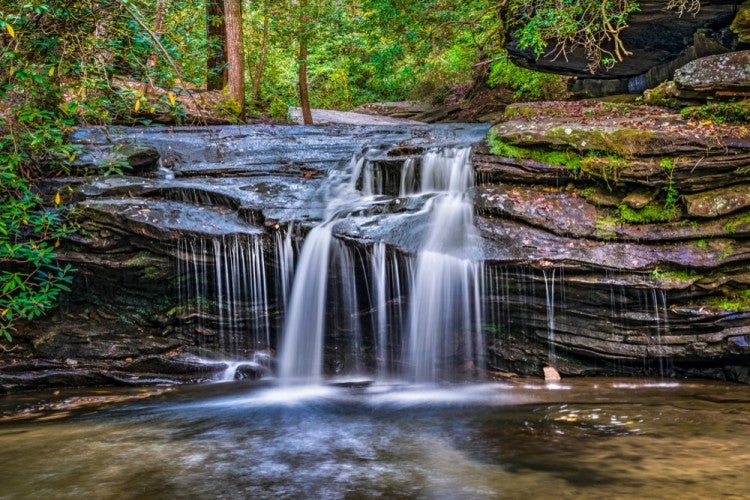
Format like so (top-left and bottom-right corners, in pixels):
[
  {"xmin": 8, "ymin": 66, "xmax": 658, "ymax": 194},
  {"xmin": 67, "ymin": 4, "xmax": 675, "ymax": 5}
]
[
  {"xmin": 475, "ymin": 101, "xmax": 750, "ymax": 380},
  {"xmin": 3, "ymin": 113, "xmax": 749, "ymax": 392}
]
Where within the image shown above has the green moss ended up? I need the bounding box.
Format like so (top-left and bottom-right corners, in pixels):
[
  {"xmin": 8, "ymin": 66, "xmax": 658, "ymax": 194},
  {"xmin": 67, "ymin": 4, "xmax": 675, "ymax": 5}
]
[
  {"xmin": 595, "ymin": 215, "xmax": 618, "ymax": 239},
  {"xmin": 487, "ymin": 129, "xmax": 583, "ymax": 175},
  {"xmin": 615, "ymin": 203, "xmax": 679, "ymax": 224},
  {"xmin": 707, "ymin": 289, "xmax": 750, "ymax": 310},
  {"xmin": 580, "ymin": 187, "xmax": 599, "ymax": 199},
  {"xmin": 696, "ymin": 239, "xmax": 707, "ymax": 249},
  {"xmin": 580, "ymin": 153, "xmax": 626, "ymax": 189},
  {"xmin": 681, "ymin": 101, "xmax": 750, "ymax": 125},
  {"xmin": 721, "ymin": 245, "xmax": 735, "ymax": 259},
  {"xmin": 650, "ymin": 268, "xmax": 702, "ymax": 282},
  {"xmin": 724, "ymin": 212, "xmax": 750, "ymax": 234},
  {"xmin": 142, "ymin": 266, "xmax": 168, "ymax": 280}
]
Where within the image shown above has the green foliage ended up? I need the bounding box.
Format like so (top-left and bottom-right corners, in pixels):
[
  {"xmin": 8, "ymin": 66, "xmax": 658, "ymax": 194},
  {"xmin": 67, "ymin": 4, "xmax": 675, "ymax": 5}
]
[
  {"xmin": 659, "ymin": 157, "xmax": 679, "ymax": 207},
  {"xmin": 0, "ymin": 1, "xmax": 108, "ymax": 340},
  {"xmin": 214, "ymin": 98, "xmax": 242, "ymax": 123},
  {"xmin": 267, "ymin": 99, "xmax": 290, "ymax": 121},
  {"xmin": 488, "ymin": 56, "xmax": 567, "ymax": 101},
  {"xmin": 707, "ymin": 289, "xmax": 750, "ymax": 311},
  {"xmin": 681, "ymin": 101, "xmax": 750, "ymax": 125}
]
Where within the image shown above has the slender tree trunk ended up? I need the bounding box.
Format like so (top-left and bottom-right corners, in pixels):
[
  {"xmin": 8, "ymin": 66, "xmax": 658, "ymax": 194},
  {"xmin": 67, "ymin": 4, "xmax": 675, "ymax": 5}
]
[
  {"xmin": 145, "ymin": 0, "xmax": 167, "ymax": 91},
  {"xmin": 250, "ymin": 14, "xmax": 269, "ymax": 107},
  {"xmin": 298, "ymin": 0, "xmax": 313, "ymax": 124},
  {"xmin": 206, "ymin": 0, "xmax": 227, "ymax": 91},
  {"xmin": 224, "ymin": 0, "xmax": 245, "ymax": 119}
]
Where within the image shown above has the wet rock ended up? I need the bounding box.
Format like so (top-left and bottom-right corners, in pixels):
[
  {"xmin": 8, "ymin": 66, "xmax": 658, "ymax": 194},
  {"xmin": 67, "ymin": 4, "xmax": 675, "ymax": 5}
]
[
  {"xmin": 122, "ymin": 356, "xmax": 226, "ymax": 376},
  {"xmin": 622, "ymin": 189, "xmax": 658, "ymax": 210},
  {"xmin": 0, "ymin": 370, "xmax": 114, "ymax": 393},
  {"xmin": 233, "ymin": 363, "xmax": 265, "ymax": 380},
  {"xmin": 32, "ymin": 329, "xmax": 181, "ymax": 360},
  {"xmin": 73, "ymin": 143, "xmax": 160, "ymax": 176}
]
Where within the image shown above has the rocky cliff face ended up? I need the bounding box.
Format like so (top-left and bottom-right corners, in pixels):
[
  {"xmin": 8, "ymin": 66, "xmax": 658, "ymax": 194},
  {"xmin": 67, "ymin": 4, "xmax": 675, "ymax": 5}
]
[
  {"xmin": 2, "ymin": 114, "xmax": 748, "ymax": 392},
  {"xmin": 475, "ymin": 101, "xmax": 750, "ymax": 380}
]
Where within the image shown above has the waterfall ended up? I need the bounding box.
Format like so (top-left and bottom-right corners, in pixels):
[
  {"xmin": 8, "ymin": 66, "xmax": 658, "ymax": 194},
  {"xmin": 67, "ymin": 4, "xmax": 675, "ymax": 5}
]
[
  {"xmin": 278, "ymin": 146, "xmax": 483, "ymax": 384},
  {"xmin": 542, "ymin": 268, "xmax": 557, "ymax": 363},
  {"xmin": 277, "ymin": 154, "xmax": 367, "ymax": 382},
  {"xmin": 278, "ymin": 225, "xmax": 334, "ymax": 382},
  {"xmin": 176, "ymin": 235, "xmax": 272, "ymax": 359},
  {"xmin": 404, "ymin": 148, "xmax": 484, "ymax": 382}
]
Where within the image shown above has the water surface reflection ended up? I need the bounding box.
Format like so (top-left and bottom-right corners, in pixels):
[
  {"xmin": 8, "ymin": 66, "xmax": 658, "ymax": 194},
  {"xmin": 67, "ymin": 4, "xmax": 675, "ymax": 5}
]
[{"xmin": 1, "ymin": 379, "xmax": 749, "ymax": 499}]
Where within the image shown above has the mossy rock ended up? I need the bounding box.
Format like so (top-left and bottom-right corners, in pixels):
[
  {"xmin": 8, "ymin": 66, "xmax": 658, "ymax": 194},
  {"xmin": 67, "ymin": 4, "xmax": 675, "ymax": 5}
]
[
  {"xmin": 643, "ymin": 81, "xmax": 681, "ymax": 108},
  {"xmin": 731, "ymin": 1, "xmax": 750, "ymax": 44},
  {"xmin": 684, "ymin": 185, "xmax": 750, "ymax": 218}
]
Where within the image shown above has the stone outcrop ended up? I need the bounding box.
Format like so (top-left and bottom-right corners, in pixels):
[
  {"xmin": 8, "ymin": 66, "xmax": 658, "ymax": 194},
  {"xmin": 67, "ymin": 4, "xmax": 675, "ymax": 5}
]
[
  {"xmin": 674, "ymin": 50, "xmax": 750, "ymax": 98},
  {"xmin": 4, "ymin": 113, "xmax": 749, "ymax": 392},
  {"xmin": 505, "ymin": 1, "xmax": 740, "ymax": 98},
  {"xmin": 476, "ymin": 101, "xmax": 750, "ymax": 381}
]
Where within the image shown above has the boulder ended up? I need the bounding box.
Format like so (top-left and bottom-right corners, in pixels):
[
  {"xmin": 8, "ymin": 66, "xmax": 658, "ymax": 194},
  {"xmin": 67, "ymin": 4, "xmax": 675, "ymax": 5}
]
[
  {"xmin": 684, "ymin": 184, "xmax": 750, "ymax": 218},
  {"xmin": 731, "ymin": 1, "xmax": 750, "ymax": 43},
  {"xmin": 674, "ymin": 50, "xmax": 750, "ymax": 97},
  {"xmin": 72, "ymin": 143, "xmax": 160, "ymax": 176}
]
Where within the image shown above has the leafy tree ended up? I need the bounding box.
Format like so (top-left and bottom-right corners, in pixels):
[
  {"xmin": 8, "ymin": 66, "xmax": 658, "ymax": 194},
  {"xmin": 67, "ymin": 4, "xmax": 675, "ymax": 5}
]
[{"xmin": 504, "ymin": 0, "xmax": 701, "ymax": 72}]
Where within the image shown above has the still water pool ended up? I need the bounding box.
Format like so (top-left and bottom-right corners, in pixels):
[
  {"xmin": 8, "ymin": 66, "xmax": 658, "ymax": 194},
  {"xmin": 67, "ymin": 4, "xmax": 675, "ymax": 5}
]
[{"xmin": 1, "ymin": 379, "xmax": 749, "ymax": 499}]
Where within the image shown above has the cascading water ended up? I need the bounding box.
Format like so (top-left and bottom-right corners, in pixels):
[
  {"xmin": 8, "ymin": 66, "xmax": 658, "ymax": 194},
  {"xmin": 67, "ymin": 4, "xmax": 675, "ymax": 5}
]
[
  {"xmin": 277, "ymin": 154, "xmax": 368, "ymax": 382},
  {"xmin": 404, "ymin": 148, "xmax": 484, "ymax": 382},
  {"xmin": 277, "ymin": 146, "xmax": 484, "ymax": 383},
  {"xmin": 177, "ymin": 235, "xmax": 272, "ymax": 359}
]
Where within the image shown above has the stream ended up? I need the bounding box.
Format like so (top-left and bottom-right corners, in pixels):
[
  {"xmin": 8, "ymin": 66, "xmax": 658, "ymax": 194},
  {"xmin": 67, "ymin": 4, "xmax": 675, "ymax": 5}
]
[{"xmin": 1, "ymin": 379, "xmax": 749, "ymax": 498}]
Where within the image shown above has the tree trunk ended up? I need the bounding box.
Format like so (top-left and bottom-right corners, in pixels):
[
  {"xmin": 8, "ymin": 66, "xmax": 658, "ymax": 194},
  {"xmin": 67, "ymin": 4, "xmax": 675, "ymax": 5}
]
[
  {"xmin": 224, "ymin": 0, "xmax": 245, "ymax": 119},
  {"xmin": 250, "ymin": 14, "xmax": 269, "ymax": 107},
  {"xmin": 298, "ymin": 0, "xmax": 313, "ymax": 125},
  {"xmin": 206, "ymin": 0, "xmax": 227, "ymax": 91},
  {"xmin": 145, "ymin": 0, "xmax": 168, "ymax": 91}
]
